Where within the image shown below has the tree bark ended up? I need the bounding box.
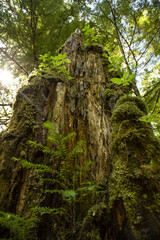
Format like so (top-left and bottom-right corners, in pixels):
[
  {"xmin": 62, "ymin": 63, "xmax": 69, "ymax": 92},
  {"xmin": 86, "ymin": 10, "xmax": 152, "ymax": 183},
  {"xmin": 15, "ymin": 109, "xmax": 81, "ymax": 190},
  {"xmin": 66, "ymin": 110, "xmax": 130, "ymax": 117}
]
[{"xmin": 0, "ymin": 31, "xmax": 159, "ymax": 240}]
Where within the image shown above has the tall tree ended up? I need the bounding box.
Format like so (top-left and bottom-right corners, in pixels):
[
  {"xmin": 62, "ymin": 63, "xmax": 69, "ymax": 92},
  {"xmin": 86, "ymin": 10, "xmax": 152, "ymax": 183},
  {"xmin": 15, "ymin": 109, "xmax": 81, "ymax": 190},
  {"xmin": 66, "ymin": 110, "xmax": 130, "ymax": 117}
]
[
  {"xmin": 0, "ymin": 0, "xmax": 82, "ymax": 76},
  {"xmin": 81, "ymin": 0, "xmax": 160, "ymax": 118},
  {"xmin": 86, "ymin": 0, "xmax": 160, "ymax": 74}
]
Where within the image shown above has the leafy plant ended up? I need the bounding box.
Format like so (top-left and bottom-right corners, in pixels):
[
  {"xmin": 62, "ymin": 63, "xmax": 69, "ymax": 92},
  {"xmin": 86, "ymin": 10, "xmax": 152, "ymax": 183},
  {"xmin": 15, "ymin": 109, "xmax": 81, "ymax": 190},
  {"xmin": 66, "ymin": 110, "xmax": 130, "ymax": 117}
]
[
  {"xmin": 139, "ymin": 112, "xmax": 160, "ymax": 124},
  {"xmin": 0, "ymin": 211, "xmax": 38, "ymax": 240},
  {"xmin": 13, "ymin": 121, "xmax": 86, "ymax": 202},
  {"xmin": 12, "ymin": 121, "xmax": 105, "ymax": 238},
  {"xmin": 31, "ymin": 207, "xmax": 65, "ymax": 216},
  {"xmin": 77, "ymin": 181, "xmax": 105, "ymax": 198},
  {"xmin": 110, "ymin": 71, "xmax": 135, "ymax": 86},
  {"xmin": 33, "ymin": 53, "xmax": 72, "ymax": 80},
  {"xmin": 61, "ymin": 189, "xmax": 77, "ymax": 200},
  {"xmin": 12, "ymin": 157, "xmax": 52, "ymax": 173},
  {"xmin": 82, "ymin": 25, "xmax": 99, "ymax": 45},
  {"xmin": 105, "ymin": 54, "xmax": 124, "ymax": 73}
]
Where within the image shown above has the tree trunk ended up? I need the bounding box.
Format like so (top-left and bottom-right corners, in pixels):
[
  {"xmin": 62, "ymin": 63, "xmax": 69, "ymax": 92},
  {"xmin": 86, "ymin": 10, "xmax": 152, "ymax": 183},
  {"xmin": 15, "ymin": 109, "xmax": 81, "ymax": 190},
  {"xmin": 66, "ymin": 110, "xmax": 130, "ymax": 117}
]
[{"xmin": 0, "ymin": 31, "xmax": 160, "ymax": 240}]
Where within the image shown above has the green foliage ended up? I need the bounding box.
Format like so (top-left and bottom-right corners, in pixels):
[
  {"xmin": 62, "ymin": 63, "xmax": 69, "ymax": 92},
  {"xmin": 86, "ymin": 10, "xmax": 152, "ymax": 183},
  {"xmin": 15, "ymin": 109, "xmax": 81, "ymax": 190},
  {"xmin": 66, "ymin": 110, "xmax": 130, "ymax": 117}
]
[
  {"xmin": 110, "ymin": 95, "xmax": 160, "ymax": 222},
  {"xmin": 141, "ymin": 65, "xmax": 160, "ymax": 132},
  {"xmin": 12, "ymin": 120, "xmax": 104, "ymax": 238},
  {"xmin": 106, "ymin": 55, "xmax": 124, "ymax": 73},
  {"xmin": 12, "ymin": 157, "xmax": 52, "ymax": 173},
  {"xmin": 13, "ymin": 121, "xmax": 88, "ymax": 203},
  {"xmin": 44, "ymin": 189, "xmax": 77, "ymax": 202},
  {"xmin": 33, "ymin": 53, "xmax": 72, "ymax": 80},
  {"xmin": 110, "ymin": 71, "xmax": 135, "ymax": 86},
  {"xmin": 139, "ymin": 113, "xmax": 160, "ymax": 124},
  {"xmin": 103, "ymin": 52, "xmax": 135, "ymax": 89},
  {"xmin": 82, "ymin": 25, "xmax": 99, "ymax": 45},
  {"xmin": 0, "ymin": 0, "xmax": 82, "ymax": 76},
  {"xmin": 61, "ymin": 189, "xmax": 77, "ymax": 200},
  {"xmin": 77, "ymin": 182, "xmax": 105, "ymax": 198},
  {"xmin": 31, "ymin": 207, "xmax": 65, "ymax": 216},
  {"xmin": 12, "ymin": 120, "xmax": 107, "ymax": 239},
  {"xmin": 0, "ymin": 211, "xmax": 38, "ymax": 240},
  {"xmin": 92, "ymin": 0, "xmax": 160, "ymax": 74},
  {"xmin": 11, "ymin": 121, "xmax": 95, "ymax": 238}
]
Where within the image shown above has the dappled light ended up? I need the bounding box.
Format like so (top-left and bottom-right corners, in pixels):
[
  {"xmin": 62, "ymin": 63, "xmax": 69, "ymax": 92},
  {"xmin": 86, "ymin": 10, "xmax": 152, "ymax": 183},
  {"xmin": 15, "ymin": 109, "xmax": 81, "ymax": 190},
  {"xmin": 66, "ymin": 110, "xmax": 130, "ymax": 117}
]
[
  {"xmin": 0, "ymin": 69, "xmax": 14, "ymax": 87},
  {"xmin": 0, "ymin": 69, "xmax": 18, "ymax": 130}
]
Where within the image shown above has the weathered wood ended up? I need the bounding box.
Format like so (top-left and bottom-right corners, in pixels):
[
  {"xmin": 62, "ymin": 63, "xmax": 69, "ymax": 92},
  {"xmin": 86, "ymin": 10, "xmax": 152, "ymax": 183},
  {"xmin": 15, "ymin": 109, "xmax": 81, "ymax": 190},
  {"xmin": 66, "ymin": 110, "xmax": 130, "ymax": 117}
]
[{"xmin": 0, "ymin": 31, "xmax": 159, "ymax": 240}]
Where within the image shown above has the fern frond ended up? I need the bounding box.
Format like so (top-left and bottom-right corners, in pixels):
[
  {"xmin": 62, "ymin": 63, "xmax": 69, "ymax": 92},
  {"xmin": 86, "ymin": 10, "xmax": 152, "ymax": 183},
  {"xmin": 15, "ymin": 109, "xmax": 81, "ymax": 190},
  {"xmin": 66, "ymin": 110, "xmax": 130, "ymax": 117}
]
[
  {"xmin": 67, "ymin": 140, "xmax": 85, "ymax": 160},
  {"xmin": 12, "ymin": 157, "xmax": 35, "ymax": 169},
  {"xmin": 62, "ymin": 132, "xmax": 76, "ymax": 143},
  {"xmin": 0, "ymin": 211, "xmax": 38, "ymax": 240},
  {"xmin": 12, "ymin": 158, "xmax": 52, "ymax": 173},
  {"xmin": 31, "ymin": 207, "xmax": 65, "ymax": 216}
]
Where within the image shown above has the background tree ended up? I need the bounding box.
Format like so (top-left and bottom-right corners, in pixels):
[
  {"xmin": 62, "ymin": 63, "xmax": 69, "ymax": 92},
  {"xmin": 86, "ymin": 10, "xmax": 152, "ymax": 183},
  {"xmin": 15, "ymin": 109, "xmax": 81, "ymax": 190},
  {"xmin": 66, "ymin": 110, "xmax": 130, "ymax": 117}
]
[
  {"xmin": 0, "ymin": 0, "xmax": 83, "ymax": 76},
  {"xmin": 82, "ymin": 0, "xmax": 160, "ymax": 127}
]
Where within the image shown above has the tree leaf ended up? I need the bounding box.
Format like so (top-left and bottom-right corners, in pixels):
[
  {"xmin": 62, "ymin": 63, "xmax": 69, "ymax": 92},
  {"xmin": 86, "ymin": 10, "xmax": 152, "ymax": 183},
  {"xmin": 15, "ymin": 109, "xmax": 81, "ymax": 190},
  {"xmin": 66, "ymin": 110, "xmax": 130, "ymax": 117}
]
[
  {"xmin": 110, "ymin": 78, "xmax": 123, "ymax": 84},
  {"xmin": 123, "ymin": 71, "xmax": 129, "ymax": 80}
]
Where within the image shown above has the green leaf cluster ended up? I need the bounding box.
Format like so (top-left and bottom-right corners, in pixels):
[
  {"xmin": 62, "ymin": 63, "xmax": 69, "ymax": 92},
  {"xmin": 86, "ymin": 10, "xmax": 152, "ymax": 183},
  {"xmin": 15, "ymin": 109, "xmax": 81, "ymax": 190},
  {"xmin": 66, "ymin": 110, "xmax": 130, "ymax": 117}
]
[
  {"xmin": 110, "ymin": 71, "xmax": 135, "ymax": 86},
  {"xmin": 106, "ymin": 55, "xmax": 124, "ymax": 73},
  {"xmin": 82, "ymin": 25, "xmax": 99, "ymax": 45},
  {"xmin": 139, "ymin": 113, "xmax": 160, "ymax": 124},
  {"xmin": 0, "ymin": 211, "xmax": 38, "ymax": 240},
  {"xmin": 12, "ymin": 120, "xmax": 104, "ymax": 233},
  {"xmin": 12, "ymin": 157, "xmax": 52, "ymax": 173},
  {"xmin": 0, "ymin": 0, "xmax": 82, "ymax": 76},
  {"xmin": 13, "ymin": 121, "xmax": 87, "ymax": 207},
  {"xmin": 31, "ymin": 207, "xmax": 65, "ymax": 216},
  {"xmin": 34, "ymin": 53, "xmax": 72, "ymax": 80}
]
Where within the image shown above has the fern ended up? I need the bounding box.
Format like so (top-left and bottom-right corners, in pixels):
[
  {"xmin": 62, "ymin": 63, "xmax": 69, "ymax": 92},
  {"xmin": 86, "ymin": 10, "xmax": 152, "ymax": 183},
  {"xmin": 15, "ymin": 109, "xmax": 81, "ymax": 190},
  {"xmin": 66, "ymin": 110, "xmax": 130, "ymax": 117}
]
[
  {"xmin": 61, "ymin": 190, "xmax": 77, "ymax": 200},
  {"xmin": 31, "ymin": 207, "xmax": 65, "ymax": 216},
  {"xmin": 11, "ymin": 121, "xmax": 101, "ymax": 237},
  {"xmin": 12, "ymin": 157, "xmax": 52, "ymax": 173},
  {"xmin": 12, "ymin": 157, "xmax": 35, "ymax": 169},
  {"xmin": 67, "ymin": 140, "xmax": 85, "ymax": 160},
  {"xmin": 40, "ymin": 178, "xmax": 65, "ymax": 188},
  {"xmin": 0, "ymin": 211, "xmax": 38, "ymax": 240}
]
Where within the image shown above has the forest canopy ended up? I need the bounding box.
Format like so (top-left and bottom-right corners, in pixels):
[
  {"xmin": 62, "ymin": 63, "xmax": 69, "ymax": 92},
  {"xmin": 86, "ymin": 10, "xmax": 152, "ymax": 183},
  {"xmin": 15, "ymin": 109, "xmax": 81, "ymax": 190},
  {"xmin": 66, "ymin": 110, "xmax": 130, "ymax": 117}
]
[{"xmin": 0, "ymin": 0, "xmax": 160, "ymax": 129}]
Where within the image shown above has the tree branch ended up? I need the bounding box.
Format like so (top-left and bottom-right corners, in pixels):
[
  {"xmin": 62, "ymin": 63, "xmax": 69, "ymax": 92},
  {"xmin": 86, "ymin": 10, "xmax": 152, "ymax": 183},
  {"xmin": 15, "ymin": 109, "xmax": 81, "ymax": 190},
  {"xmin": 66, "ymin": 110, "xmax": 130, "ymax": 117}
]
[
  {"xmin": 152, "ymin": 89, "xmax": 160, "ymax": 114},
  {"xmin": 137, "ymin": 27, "xmax": 160, "ymax": 63},
  {"xmin": 143, "ymin": 81, "xmax": 160, "ymax": 98},
  {"xmin": 104, "ymin": 0, "xmax": 140, "ymax": 96},
  {"xmin": 0, "ymin": 48, "xmax": 28, "ymax": 75},
  {"xmin": 0, "ymin": 104, "xmax": 12, "ymax": 107}
]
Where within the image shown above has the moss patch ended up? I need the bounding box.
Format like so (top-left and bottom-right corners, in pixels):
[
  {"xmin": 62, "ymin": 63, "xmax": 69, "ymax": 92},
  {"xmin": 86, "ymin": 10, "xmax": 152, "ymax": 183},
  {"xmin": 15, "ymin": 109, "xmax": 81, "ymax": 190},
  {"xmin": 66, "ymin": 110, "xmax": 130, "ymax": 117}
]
[
  {"xmin": 109, "ymin": 95, "xmax": 160, "ymax": 238},
  {"xmin": 85, "ymin": 44, "xmax": 104, "ymax": 54},
  {"xmin": 78, "ymin": 203, "xmax": 108, "ymax": 240}
]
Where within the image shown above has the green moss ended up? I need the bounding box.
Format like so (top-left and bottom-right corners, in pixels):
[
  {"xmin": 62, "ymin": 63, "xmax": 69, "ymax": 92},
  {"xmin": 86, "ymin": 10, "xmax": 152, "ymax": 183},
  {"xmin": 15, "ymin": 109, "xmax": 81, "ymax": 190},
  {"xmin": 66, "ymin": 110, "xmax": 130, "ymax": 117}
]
[
  {"xmin": 115, "ymin": 95, "xmax": 148, "ymax": 114},
  {"xmin": 0, "ymin": 174, "xmax": 10, "ymax": 207},
  {"xmin": 79, "ymin": 203, "xmax": 108, "ymax": 240},
  {"xmin": 112, "ymin": 101, "xmax": 145, "ymax": 123},
  {"xmin": 85, "ymin": 44, "xmax": 104, "ymax": 54},
  {"xmin": 109, "ymin": 95, "xmax": 160, "ymax": 225}
]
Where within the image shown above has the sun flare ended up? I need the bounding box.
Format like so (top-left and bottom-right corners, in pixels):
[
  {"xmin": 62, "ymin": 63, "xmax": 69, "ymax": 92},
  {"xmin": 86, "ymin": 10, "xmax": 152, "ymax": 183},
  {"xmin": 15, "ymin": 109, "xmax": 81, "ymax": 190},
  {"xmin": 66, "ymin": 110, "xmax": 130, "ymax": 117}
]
[{"xmin": 0, "ymin": 69, "xmax": 14, "ymax": 87}]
